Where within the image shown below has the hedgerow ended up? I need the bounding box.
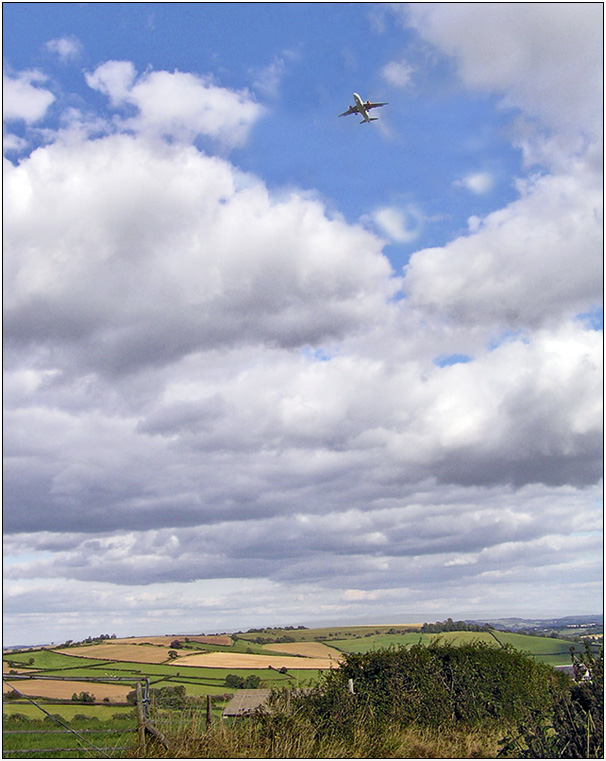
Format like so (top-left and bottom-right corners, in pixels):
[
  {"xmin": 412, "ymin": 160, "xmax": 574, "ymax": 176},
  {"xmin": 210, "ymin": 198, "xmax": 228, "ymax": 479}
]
[{"xmin": 294, "ymin": 640, "xmax": 560, "ymax": 733}]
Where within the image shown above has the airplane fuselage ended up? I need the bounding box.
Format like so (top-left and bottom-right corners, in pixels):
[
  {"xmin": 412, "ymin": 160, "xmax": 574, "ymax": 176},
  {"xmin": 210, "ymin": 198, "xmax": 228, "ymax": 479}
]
[
  {"xmin": 338, "ymin": 93, "xmax": 386, "ymax": 123},
  {"xmin": 353, "ymin": 92, "xmax": 371, "ymax": 122}
]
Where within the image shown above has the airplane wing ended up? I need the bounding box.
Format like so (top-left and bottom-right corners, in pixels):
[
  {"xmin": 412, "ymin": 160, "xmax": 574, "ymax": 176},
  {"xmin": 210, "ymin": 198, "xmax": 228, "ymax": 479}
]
[
  {"xmin": 338, "ymin": 105, "xmax": 359, "ymax": 117},
  {"xmin": 366, "ymin": 101, "xmax": 388, "ymax": 110}
]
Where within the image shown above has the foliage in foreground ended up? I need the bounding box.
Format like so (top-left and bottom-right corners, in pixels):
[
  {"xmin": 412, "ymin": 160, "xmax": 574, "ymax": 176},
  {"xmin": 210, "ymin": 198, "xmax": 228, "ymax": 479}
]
[
  {"xmin": 499, "ymin": 641, "xmax": 603, "ymax": 758},
  {"xmin": 130, "ymin": 641, "xmax": 606, "ymax": 758}
]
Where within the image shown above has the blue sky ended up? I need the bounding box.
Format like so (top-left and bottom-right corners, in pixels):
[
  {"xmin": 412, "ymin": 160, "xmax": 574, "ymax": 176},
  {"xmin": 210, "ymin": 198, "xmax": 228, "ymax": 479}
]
[
  {"xmin": 3, "ymin": 3, "xmax": 602, "ymax": 646},
  {"xmin": 3, "ymin": 2, "xmax": 523, "ymax": 267}
]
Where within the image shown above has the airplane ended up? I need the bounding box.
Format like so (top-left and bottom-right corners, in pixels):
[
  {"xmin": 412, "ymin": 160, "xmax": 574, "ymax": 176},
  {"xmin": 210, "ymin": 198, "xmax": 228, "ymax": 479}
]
[{"xmin": 339, "ymin": 92, "xmax": 388, "ymax": 123}]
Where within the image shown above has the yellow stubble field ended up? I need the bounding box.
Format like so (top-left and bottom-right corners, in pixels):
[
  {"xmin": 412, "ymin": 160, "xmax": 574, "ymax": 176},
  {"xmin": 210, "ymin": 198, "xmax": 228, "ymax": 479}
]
[
  {"xmin": 3, "ymin": 679, "xmax": 132, "ymax": 702},
  {"xmin": 173, "ymin": 651, "xmax": 339, "ymax": 669},
  {"xmin": 112, "ymin": 635, "xmax": 232, "ymax": 646},
  {"xmin": 55, "ymin": 643, "xmax": 172, "ymax": 663},
  {"xmin": 262, "ymin": 642, "xmax": 344, "ymax": 660}
]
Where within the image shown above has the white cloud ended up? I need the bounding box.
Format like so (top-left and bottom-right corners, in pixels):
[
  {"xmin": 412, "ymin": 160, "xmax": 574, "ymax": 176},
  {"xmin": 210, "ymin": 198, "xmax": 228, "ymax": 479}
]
[
  {"xmin": 454, "ymin": 171, "xmax": 494, "ymax": 194},
  {"xmin": 86, "ymin": 62, "xmax": 263, "ymax": 147},
  {"xmin": 3, "ymin": 70, "xmax": 55, "ymax": 123},
  {"xmin": 3, "ymin": 132, "xmax": 396, "ymax": 375},
  {"xmin": 404, "ymin": 165, "xmax": 602, "ymax": 327},
  {"xmin": 85, "ymin": 60, "xmax": 136, "ymax": 105},
  {"xmin": 3, "ymin": 17, "xmax": 602, "ymax": 644},
  {"xmin": 251, "ymin": 50, "xmax": 298, "ymax": 98},
  {"xmin": 3, "ymin": 133, "xmax": 28, "ymax": 153},
  {"xmin": 382, "ymin": 58, "xmax": 414, "ymax": 88},
  {"xmin": 46, "ymin": 36, "xmax": 82, "ymax": 62},
  {"xmin": 371, "ymin": 204, "xmax": 423, "ymax": 243},
  {"xmin": 404, "ymin": 3, "xmax": 603, "ymax": 141}
]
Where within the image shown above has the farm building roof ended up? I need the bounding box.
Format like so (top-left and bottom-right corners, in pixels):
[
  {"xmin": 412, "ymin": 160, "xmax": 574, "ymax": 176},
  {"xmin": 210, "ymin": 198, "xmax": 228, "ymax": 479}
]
[
  {"xmin": 222, "ymin": 687, "xmax": 313, "ymax": 717},
  {"xmin": 222, "ymin": 689, "xmax": 272, "ymax": 717}
]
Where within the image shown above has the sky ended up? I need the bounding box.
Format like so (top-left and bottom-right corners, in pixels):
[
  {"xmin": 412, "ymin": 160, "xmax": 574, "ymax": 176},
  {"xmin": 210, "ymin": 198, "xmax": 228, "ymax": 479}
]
[{"xmin": 3, "ymin": 2, "xmax": 603, "ymax": 646}]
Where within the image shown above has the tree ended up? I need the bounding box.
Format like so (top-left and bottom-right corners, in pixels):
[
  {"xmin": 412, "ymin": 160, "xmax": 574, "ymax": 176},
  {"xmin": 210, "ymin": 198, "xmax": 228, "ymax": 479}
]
[
  {"xmin": 168, "ymin": 650, "xmax": 178, "ymax": 659},
  {"xmin": 225, "ymin": 674, "xmax": 245, "ymax": 689}
]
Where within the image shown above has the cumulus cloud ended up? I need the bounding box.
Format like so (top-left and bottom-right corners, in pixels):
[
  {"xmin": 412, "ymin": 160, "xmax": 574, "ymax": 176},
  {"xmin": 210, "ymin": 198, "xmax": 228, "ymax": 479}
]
[
  {"xmin": 85, "ymin": 60, "xmax": 136, "ymax": 105},
  {"xmin": 403, "ymin": 3, "xmax": 603, "ymax": 141},
  {"xmin": 371, "ymin": 204, "xmax": 423, "ymax": 243},
  {"xmin": 3, "ymin": 11, "xmax": 603, "ymax": 644},
  {"xmin": 46, "ymin": 36, "xmax": 82, "ymax": 62},
  {"xmin": 3, "ymin": 70, "xmax": 55, "ymax": 123},
  {"xmin": 382, "ymin": 58, "xmax": 415, "ymax": 88},
  {"xmin": 404, "ymin": 165, "xmax": 602, "ymax": 327},
  {"xmin": 3, "ymin": 133, "xmax": 28, "ymax": 153},
  {"xmin": 454, "ymin": 171, "xmax": 494, "ymax": 194},
  {"xmin": 3, "ymin": 133, "xmax": 395, "ymax": 377},
  {"xmin": 251, "ymin": 50, "xmax": 298, "ymax": 98},
  {"xmin": 85, "ymin": 61, "xmax": 263, "ymax": 147}
]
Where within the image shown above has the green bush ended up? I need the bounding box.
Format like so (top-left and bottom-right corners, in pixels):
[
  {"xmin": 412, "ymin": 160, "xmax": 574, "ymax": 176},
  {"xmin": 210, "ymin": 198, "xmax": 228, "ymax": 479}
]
[
  {"xmin": 296, "ymin": 641, "xmax": 557, "ymax": 732},
  {"xmin": 225, "ymin": 674, "xmax": 245, "ymax": 689},
  {"xmin": 500, "ymin": 642, "xmax": 604, "ymax": 758}
]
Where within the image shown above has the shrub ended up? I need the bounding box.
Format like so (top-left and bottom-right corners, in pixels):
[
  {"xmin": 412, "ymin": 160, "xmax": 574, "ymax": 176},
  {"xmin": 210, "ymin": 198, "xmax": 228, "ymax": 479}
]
[
  {"xmin": 294, "ymin": 641, "xmax": 558, "ymax": 735},
  {"xmin": 72, "ymin": 690, "xmax": 95, "ymax": 703},
  {"xmin": 500, "ymin": 642, "xmax": 604, "ymax": 758},
  {"xmin": 225, "ymin": 674, "xmax": 245, "ymax": 689}
]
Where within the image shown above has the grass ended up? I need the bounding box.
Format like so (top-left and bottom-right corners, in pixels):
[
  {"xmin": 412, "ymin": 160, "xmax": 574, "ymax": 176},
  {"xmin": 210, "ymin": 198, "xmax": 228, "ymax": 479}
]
[
  {"xmin": 3, "ymin": 627, "xmax": 586, "ymax": 720},
  {"xmin": 330, "ymin": 630, "xmax": 495, "ymax": 652},
  {"xmin": 236, "ymin": 624, "xmax": 420, "ymax": 643},
  {"xmin": 3, "ymin": 702, "xmax": 134, "ymax": 721},
  {"xmin": 328, "ymin": 629, "xmax": 590, "ymax": 665},
  {"xmin": 2, "ymin": 714, "xmax": 136, "ymax": 758},
  {"xmin": 4, "ymin": 650, "xmax": 109, "ymax": 670},
  {"xmin": 489, "ymin": 630, "xmax": 596, "ymax": 664},
  {"xmin": 155, "ymin": 713, "xmax": 509, "ymax": 758}
]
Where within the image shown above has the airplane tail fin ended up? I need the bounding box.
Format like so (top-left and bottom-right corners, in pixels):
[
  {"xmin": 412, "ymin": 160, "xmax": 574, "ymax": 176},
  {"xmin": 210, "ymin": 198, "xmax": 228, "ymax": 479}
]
[{"xmin": 361, "ymin": 117, "xmax": 379, "ymax": 123}]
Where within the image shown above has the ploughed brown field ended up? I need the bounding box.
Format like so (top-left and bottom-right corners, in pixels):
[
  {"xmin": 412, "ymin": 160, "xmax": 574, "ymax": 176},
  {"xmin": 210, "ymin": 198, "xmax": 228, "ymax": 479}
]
[
  {"xmin": 3, "ymin": 679, "xmax": 132, "ymax": 702},
  {"xmin": 173, "ymin": 651, "xmax": 340, "ymax": 669},
  {"xmin": 55, "ymin": 643, "xmax": 174, "ymax": 663}
]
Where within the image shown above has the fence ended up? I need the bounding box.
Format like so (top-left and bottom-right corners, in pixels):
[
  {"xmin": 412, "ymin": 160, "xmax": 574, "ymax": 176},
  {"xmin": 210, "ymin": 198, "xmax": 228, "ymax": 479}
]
[{"xmin": 2, "ymin": 675, "xmax": 156, "ymax": 758}]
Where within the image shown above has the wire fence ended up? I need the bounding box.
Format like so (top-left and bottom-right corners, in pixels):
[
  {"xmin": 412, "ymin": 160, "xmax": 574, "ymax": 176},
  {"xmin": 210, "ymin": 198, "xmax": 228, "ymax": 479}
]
[
  {"xmin": 3, "ymin": 672, "xmax": 216, "ymax": 757},
  {"xmin": 2, "ymin": 677, "xmax": 139, "ymax": 759}
]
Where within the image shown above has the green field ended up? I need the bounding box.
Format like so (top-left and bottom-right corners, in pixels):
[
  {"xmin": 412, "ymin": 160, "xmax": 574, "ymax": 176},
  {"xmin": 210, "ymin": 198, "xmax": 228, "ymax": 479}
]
[
  {"xmin": 326, "ymin": 628, "xmax": 591, "ymax": 666},
  {"xmin": 3, "ymin": 625, "xmax": 596, "ymax": 714},
  {"xmin": 3, "ymin": 625, "xmax": 601, "ymax": 759},
  {"xmin": 3, "ymin": 702, "xmax": 134, "ymax": 722}
]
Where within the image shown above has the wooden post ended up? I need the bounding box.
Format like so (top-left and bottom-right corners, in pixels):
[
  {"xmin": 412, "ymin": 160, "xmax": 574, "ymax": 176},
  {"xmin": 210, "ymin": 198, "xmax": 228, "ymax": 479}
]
[
  {"xmin": 284, "ymin": 688, "xmax": 291, "ymax": 715},
  {"xmin": 136, "ymin": 682, "xmax": 146, "ymax": 756},
  {"xmin": 206, "ymin": 693, "xmax": 212, "ymax": 730}
]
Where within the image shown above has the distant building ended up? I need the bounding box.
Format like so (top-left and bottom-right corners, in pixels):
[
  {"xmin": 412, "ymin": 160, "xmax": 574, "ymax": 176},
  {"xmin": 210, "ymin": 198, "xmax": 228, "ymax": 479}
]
[
  {"xmin": 222, "ymin": 689, "xmax": 272, "ymax": 717},
  {"xmin": 222, "ymin": 687, "xmax": 312, "ymax": 718}
]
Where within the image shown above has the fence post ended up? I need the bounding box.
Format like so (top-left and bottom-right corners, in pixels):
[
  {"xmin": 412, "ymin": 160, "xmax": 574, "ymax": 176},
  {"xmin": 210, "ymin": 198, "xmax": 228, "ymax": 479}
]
[
  {"xmin": 285, "ymin": 688, "xmax": 291, "ymax": 715},
  {"xmin": 206, "ymin": 694, "xmax": 212, "ymax": 730},
  {"xmin": 136, "ymin": 682, "xmax": 146, "ymax": 756}
]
